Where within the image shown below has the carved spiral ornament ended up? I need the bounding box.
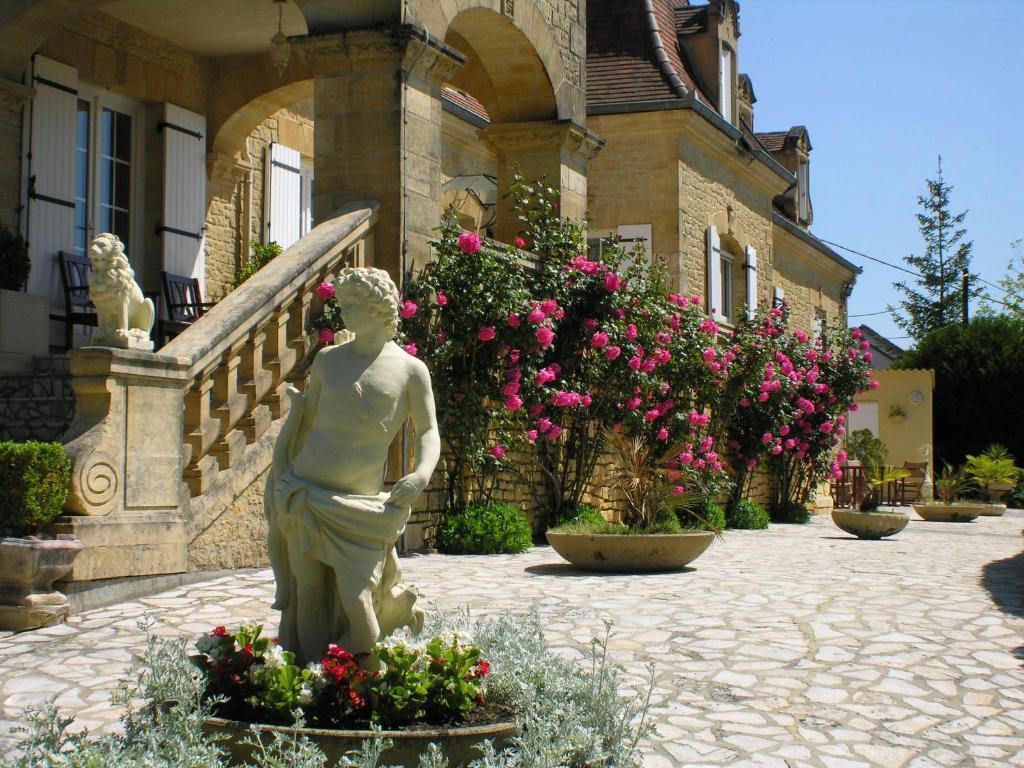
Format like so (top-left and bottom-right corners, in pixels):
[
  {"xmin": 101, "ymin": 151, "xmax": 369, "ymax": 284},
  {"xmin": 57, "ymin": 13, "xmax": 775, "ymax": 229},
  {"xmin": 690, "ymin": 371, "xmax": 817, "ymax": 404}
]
[{"xmin": 78, "ymin": 454, "xmax": 118, "ymax": 511}]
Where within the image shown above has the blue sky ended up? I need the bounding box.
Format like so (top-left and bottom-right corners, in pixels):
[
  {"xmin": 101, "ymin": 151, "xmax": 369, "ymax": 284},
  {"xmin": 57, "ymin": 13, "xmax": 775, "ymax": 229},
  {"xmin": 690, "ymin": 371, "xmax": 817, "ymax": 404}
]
[{"xmin": 740, "ymin": 0, "xmax": 1024, "ymax": 345}]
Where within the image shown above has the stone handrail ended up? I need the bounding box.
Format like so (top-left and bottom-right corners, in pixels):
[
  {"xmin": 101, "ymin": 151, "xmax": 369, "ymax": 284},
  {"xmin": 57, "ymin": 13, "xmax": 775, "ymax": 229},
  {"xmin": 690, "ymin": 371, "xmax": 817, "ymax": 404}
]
[{"xmin": 163, "ymin": 200, "xmax": 379, "ymax": 496}]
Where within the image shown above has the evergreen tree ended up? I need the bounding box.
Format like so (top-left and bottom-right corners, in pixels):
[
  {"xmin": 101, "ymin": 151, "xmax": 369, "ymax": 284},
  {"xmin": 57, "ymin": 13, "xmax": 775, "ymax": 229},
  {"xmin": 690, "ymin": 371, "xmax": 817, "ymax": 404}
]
[
  {"xmin": 888, "ymin": 157, "xmax": 979, "ymax": 342},
  {"xmin": 979, "ymin": 239, "xmax": 1024, "ymax": 317}
]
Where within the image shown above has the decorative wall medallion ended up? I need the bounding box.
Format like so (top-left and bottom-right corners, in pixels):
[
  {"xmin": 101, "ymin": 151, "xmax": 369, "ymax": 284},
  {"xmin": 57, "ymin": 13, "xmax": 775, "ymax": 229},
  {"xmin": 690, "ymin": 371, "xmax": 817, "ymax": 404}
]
[{"xmin": 909, "ymin": 390, "xmax": 924, "ymax": 405}]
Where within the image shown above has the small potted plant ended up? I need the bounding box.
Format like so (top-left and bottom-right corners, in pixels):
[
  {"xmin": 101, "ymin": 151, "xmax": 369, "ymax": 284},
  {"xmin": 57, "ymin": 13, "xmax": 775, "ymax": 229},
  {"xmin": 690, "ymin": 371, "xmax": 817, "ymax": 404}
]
[
  {"xmin": 190, "ymin": 624, "xmax": 515, "ymax": 767},
  {"xmin": 888, "ymin": 404, "xmax": 907, "ymax": 423},
  {"xmin": 0, "ymin": 441, "xmax": 82, "ymax": 631},
  {"xmin": 965, "ymin": 445, "xmax": 1021, "ymax": 512},
  {"xmin": 0, "ymin": 224, "xmax": 49, "ymax": 358},
  {"xmin": 912, "ymin": 462, "xmax": 987, "ymax": 522},
  {"xmin": 545, "ymin": 430, "xmax": 723, "ymax": 572},
  {"xmin": 832, "ymin": 463, "xmax": 912, "ymax": 539}
]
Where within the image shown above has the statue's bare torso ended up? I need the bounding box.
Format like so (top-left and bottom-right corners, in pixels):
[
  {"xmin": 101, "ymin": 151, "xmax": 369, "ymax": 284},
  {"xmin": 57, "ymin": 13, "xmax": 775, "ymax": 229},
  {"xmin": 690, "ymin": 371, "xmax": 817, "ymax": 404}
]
[{"xmin": 291, "ymin": 340, "xmax": 431, "ymax": 496}]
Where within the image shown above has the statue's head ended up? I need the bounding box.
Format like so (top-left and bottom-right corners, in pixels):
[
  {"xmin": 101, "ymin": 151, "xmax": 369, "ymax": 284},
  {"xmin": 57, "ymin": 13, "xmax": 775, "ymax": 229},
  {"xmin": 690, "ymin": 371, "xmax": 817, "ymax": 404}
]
[
  {"xmin": 333, "ymin": 267, "xmax": 400, "ymax": 338},
  {"xmin": 89, "ymin": 233, "xmax": 126, "ymax": 272}
]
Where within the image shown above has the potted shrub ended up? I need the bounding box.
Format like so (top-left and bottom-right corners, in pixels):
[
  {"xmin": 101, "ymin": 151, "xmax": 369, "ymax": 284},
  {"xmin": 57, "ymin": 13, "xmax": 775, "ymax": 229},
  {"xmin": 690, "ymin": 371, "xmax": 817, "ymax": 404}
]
[
  {"xmin": 0, "ymin": 441, "xmax": 82, "ymax": 631},
  {"xmin": 831, "ymin": 464, "xmax": 911, "ymax": 539},
  {"xmin": 888, "ymin": 404, "xmax": 907, "ymax": 423},
  {"xmin": 913, "ymin": 462, "xmax": 987, "ymax": 522},
  {"xmin": 965, "ymin": 445, "xmax": 1021, "ymax": 512},
  {"xmin": 190, "ymin": 624, "xmax": 516, "ymax": 767},
  {"xmin": 0, "ymin": 224, "xmax": 48, "ymax": 358},
  {"xmin": 545, "ymin": 430, "xmax": 724, "ymax": 572}
]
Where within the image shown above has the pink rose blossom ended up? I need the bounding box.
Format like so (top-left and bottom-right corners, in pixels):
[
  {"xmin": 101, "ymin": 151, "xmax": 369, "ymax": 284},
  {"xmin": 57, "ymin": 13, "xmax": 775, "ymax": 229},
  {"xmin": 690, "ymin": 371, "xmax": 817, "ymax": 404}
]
[
  {"xmin": 509, "ymin": 348, "xmax": 521, "ymax": 363},
  {"xmin": 527, "ymin": 429, "xmax": 538, "ymax": 442},
  {"xmin": 400, "ymin": 300, "xmax": 418, "ymax": 320},
  {"xmin": 702, "ymin": 348, "xmax": 716, "ymax": 363},
  {"xmin": 535, "ymin": 367, "xmax": 557, "ymax": 386},
  {"xmin": 851, "ymin": 328, "xmax": 863, "ymax": 340},
  {"xmin": 316, "ymin": 281, "xmax": 335, "ymax": 301},
  {"xmin": 502, "ymin": 382, "xmax": 520, "ymax": 397},
  {"xmin": 478, "ymin": 326, "xmax": 496, "ymax": 342},
  {"xmin": 537, "ymin": 417, "xmax": 552, "ymax": 434},
  {"xmin": 626, "ymin": 397, "xmax": 641, "ymax": 411},
  {"xmin": 319, "ymin": 327, "xmax": 335, "ymax": 344},
  {"xmin": 458, "ymin": 231, "xmax": 482, "ymax": 254},
  {"xmin": 504, "ymin": 395, "xmax": 523, "ymax": 412},
  {"xmin": 644, "ymin": 409, "xmax": 660, "ymax": 422},
  {"xmin": 540, "ymin": 299, "xmax": 558, "ymax": 315},
  {"xmin": 547, "ymin": 425, "xmax": 563, "ymax": 440},
  {"xmin": 604, "ymin": 345, "xmax": 622, "ymax": 361},
  {"xmin": 625, "ymin": 324, "xmax": 638, "ymax": 341},
  {"xmin": 436, "ymin": 292, "xmax": 448, "ymax": 307},
  {"xmin": 603, "ymin": 272, "xmax": 621, "ymax": 292},
  {"xmin": 489, "ymin": 445, "xmax": 506, "ymax": 459},
  {"xmin": 591, "ymin": 331, "xmax": 609, "ymax": 348},
  {"xmin": 657, "ymin": 427, "xmax": 669, "ymax": 441},
  {"xmin": 582, "ymin": 393, "xmax": 593, "ymax": 407},
  {"xmin": 514, "ymin": 236, "xmax": 527, "ymax": 248},
  {"xmin": 552, "ymin": 391, "xmax": 582, "ymax": 407},
  {"xmin": 507, "ymin": 313, "xmax": 521, "ymax": 328},
  {"xmin": 403, "ymin": 341, "xmax": 418, "ymax": 356},
  {"xmin": 527, "ymin": 308, "xmax": 545, "ymax": 324},
  {"xmin": 535, "ymin": 327, "xmax": 554, "ymax": 348},
  {"xmin": 628, "ymin": 356, "xmax": 642, "ymax": 371},
  {"xmin": 869, "ymin": 379, "xmax": 880, "ymax": 389},
  {"xmin": 794, "ymin": 330, "xmax": 809, "ymax": 343}
]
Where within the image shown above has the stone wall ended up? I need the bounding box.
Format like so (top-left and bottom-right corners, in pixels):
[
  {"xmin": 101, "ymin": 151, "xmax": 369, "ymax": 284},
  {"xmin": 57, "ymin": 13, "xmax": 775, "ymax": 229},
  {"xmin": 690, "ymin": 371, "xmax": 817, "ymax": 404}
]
[
  {"xmin": 189, "ymin": 467, "xmax": 271, "ymax": 571},
  {"xmin": 771, "ymin": 224, "xmax": 848, "ymax": 335}
]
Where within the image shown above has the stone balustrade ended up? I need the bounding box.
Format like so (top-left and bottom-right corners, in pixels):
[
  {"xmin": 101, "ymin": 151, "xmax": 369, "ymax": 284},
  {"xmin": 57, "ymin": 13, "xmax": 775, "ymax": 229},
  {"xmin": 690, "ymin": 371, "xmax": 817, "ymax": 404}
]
[{"xmin": 58, "ymin": 201, "xmax": 378, "ymax": 583}]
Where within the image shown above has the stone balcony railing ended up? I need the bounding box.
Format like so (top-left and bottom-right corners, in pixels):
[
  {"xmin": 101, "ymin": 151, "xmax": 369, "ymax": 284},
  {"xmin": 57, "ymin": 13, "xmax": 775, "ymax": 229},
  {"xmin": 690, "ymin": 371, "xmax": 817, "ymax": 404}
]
[{"xmin": 57, "ymin": 201, "xmax": 378, "ymax": 583}]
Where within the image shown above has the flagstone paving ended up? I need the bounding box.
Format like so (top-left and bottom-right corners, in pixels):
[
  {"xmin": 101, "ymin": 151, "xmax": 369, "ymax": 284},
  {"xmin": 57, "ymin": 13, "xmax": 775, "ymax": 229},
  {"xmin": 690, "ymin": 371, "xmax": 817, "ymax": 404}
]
[{"xmin": 1, "ymin": 511, "xmax": 1023, "ymax": 767}]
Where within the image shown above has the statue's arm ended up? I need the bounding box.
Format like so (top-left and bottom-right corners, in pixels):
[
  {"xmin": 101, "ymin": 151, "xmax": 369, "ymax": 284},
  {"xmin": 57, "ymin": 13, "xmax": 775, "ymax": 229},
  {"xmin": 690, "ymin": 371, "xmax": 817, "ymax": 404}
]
[
  {"xmin": 387, "ymin": 359, "xmax": 440, "ymax": 507},
  {"xmin": 272, "ymin": 356, "xmax": 322, "ymax": 478}
]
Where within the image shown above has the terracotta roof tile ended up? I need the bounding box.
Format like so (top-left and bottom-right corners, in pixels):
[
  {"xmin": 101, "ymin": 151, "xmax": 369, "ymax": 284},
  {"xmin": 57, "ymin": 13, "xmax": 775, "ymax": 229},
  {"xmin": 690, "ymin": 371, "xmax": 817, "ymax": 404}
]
[
  {"xmin": 442, "ymin": 86, "xmax": 490, "ymax": 123},
  {"xmin": 754, "ymin": 131, "xmax": 788, "ymax": 152}
]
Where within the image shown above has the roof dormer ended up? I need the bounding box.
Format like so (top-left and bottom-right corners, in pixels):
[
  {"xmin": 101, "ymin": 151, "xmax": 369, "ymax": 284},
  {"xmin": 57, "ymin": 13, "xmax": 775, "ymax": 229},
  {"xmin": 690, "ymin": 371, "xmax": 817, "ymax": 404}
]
[
  {"xmin": 756, "ymin": 126, "xmax": 813, "ymax": 227},
  {"xmin": 675, "ymin": 1, "xmax": 742, "ymax": 126},
  {"xmin": 738, "ymin": 73, "xmax": 756, "ymax": 130}
]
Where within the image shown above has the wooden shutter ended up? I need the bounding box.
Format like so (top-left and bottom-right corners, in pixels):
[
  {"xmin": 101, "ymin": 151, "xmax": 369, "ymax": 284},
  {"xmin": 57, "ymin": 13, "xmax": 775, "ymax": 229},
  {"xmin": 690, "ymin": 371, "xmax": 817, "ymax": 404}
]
[
  {"xmin": 25, "ymin": 55, "xmax": 78, "ymax": 314},
  {"xmin": 706, "ymin": 225, "xmax": 723, "ymax": 321},
  {"xmin": 264, "ymin": 142, "xmax": 301, "ymax": 250},
  {"xmin": 300, "ymin": 160, "xmax": 313, "ymax": 237},
  {"xmin": 160, "ymin": 103, "xmax": 207, "ymax": 294},
  {"xmin": 745, "ymin": 245, "xmax": 758, "ymax": 321}
]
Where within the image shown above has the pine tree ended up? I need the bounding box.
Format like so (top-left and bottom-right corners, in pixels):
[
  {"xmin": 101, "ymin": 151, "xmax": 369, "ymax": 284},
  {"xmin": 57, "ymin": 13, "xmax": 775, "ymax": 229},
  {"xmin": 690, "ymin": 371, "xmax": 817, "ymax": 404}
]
[
  {"xmin": 979, "ymin": 239, "xmax": 1024, "ymax": 317},
  {"xmin": 888, "ymin": 157, "xmax": 979, "ymax": 342}
]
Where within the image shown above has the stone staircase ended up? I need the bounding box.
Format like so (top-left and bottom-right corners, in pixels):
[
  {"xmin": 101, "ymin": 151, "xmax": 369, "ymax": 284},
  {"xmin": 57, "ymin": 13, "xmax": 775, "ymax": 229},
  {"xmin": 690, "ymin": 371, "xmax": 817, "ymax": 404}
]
[{"xmin": 0, "ymin": 356, "xmax": 74, "ymax": 442}]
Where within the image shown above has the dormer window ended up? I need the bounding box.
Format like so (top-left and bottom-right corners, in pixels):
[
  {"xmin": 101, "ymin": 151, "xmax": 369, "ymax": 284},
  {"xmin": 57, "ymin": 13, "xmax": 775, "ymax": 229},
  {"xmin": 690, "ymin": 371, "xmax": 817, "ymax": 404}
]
[{"xmin": 719, "ymin": 45, "xmax": 734, "ymax": 124}]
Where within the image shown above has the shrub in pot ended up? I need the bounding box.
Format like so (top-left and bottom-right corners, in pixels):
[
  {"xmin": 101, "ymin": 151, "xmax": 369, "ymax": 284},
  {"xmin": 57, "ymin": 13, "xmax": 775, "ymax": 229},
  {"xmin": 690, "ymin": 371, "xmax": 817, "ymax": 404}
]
[
  {"xmin": 964, "ymin": 445, "xmax": 1020, "ymax": 511},
  {"xmin": 0, "ymin": 441, "xmax": 82, "ymax": 630},
  {"xmin": 832, "ymin": 464, "xmax": 911, "ymax": 539},
  {"xmin": 913, "ymin": 462, "xmax": 987, "ymax": 522}
]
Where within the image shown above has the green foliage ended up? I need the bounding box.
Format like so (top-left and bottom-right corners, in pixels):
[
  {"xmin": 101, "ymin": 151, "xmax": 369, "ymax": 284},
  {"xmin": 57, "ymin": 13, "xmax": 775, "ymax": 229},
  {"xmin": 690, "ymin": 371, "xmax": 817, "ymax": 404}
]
[
  {"xmin": 964, "ymin": 450, "xmax": 1021, "ymax": 497},
  {"xmin": 888, "ymin": 157, "xmax": 980, "ymax": 343},
  {"xmin": 980, "ymin": 239, "xmax": 1024, "ymax": 317},
  {"xmin": 233, "ymin": 241, "xmax": 282, "ymax": 288},
  {"xmin": 771, "ymin": 502, "xmax": 811, "ymax": 525},
  {"xmin": 726, "ymin": 499, "xmax": 769, "ymax": 530},
  {"xmin": 934, "ymin": 461, "xmax": 973, "ymax": 503},
  {"xmin": 1005, "ymin": 478, "xmax": 1024, "ymax": 509},
  {"xmin": 859, "ymin": 465, "xmax": 911, "ymax": 512},
  {"xmin": 0, "ymin": 441, "xmax": 71, "ymax": 537},
  {"xmin": 438, "ymin": 503, "xmax": 532, "ymax": 555},
  {"xmin": 895, "ymin": 315, "xmax": 1024, "ymax": 465},
  {"xmin": 680, "ymin": 498, "xmax": 724, "ymax": 532},
  {"xmin": 0, "ymin": 224, "xmax": 30, "ymax": 291},
  {"xmin": 846, "ymin": 428, "xmax": 888, "ymax": 473}
]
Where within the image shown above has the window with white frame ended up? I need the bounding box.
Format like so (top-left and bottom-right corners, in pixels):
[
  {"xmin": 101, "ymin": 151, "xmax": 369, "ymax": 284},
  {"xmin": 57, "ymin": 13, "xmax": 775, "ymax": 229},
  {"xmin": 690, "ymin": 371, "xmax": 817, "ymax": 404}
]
[
  {"xmin": 719, "ymin": 249, "xmax": 735, "ymax": 322},
  {"xmin": 264, "ymin": 142, "xmax": 312, "ymax": 251},
  {"xmin": 720, "ymin": 45, "xmax": 734, "ymax": 125},
  {"xmin": 72, "ymin": 87, "xmax": 144, "ymax": 260},
  {"xmin": 587, "ymin": 224, "xmax": 652, "ymax": 272}
]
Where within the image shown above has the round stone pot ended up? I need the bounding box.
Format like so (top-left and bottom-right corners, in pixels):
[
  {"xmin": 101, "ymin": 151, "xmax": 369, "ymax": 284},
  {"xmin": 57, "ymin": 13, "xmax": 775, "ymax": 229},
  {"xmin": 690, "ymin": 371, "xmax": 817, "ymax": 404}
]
[
  {"xmin": 203, "ymin": 716, "xmax": 518, "ymax": 767},
  {"xmin": 545, "ymin": 530, "xmax": 714, "ymax": 573},
  {"xmin": 912, "ymin": 503, "xmax": 986, "ymax": 523},
  {"xmin": 975, "ymin": 503, "xmax": 1007, "ymax": 517},
  {"xmin": 831, "ymin": 509, "xmax": 909, "ymax": 540},
  {"xmin": 0, "ymin": 535, "xmax": 84, "ymax": 631}
]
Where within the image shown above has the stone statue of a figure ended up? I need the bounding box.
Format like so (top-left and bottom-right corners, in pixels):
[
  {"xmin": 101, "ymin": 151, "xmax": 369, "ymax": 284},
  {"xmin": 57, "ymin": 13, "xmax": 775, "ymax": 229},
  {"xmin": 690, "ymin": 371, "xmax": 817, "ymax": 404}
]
[{"xmin": 265, "ymin": 267, "xmax": 440, "ymax": 666}]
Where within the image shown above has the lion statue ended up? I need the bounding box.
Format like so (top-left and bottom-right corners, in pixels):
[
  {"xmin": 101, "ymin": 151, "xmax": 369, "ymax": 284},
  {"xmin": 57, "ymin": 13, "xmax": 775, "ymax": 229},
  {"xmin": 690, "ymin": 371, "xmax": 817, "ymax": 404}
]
[{"xmin": 88, "ymin": 233, "xmax": 155, "ymax": 351}]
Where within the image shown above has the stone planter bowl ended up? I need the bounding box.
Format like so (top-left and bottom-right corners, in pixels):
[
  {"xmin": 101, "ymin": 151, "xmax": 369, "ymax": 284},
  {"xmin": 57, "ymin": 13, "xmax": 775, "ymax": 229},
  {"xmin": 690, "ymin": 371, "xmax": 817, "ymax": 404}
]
[
  {"xmin": 203, "ymin": 715, "xmax": 518, "ymax": 767},
  {"xmin": 975, "ymin": 503, "xmax": 1006, "ymax": 517},
  {"xmin": 545, "ymin": 530, "xmax": 714, "ymax": 573},
  {"xmin": 912, "ymin": 503, "xmax": 986, "ymax": 523},
  {"xmin": 0, "ymin": 535, "xmax": 84, "ymax": 630},
  {"xmin": 831, "ymin": 509, "xmax": 909, "ymax": 540}
]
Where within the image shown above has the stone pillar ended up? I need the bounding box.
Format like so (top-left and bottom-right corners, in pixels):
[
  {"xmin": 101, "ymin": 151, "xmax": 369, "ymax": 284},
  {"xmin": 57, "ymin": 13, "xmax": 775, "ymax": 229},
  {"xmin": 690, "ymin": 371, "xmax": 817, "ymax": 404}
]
[
  {"xmin": 298, "ymin": 26, "xmax": 463, "ymax": 280},
  {"xmin": 54, "ymin": 347, "xmax": 192, "ymax": 581},
  {"xmin": 480, "ymin": 120, "xmax": 605, "ymax": 244}
]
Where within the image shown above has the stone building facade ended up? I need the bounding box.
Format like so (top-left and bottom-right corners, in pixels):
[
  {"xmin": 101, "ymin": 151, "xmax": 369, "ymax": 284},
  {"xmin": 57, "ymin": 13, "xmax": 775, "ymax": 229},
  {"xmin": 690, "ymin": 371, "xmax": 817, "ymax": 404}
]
[{"xmin": 0, "ymin": 0, "xmax": 862, "ymax": 573}]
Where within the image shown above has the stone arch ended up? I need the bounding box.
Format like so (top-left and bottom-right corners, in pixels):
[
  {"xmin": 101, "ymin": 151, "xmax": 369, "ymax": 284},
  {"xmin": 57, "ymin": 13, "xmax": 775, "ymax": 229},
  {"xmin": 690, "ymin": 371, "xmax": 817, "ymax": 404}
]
[
  {"xmin": 438, "ymin": 1, "xmax": 570, "ymax": 123},
  {"xmin": 207, "ymin": 54, "xmax": 314, "ymax": 165}
]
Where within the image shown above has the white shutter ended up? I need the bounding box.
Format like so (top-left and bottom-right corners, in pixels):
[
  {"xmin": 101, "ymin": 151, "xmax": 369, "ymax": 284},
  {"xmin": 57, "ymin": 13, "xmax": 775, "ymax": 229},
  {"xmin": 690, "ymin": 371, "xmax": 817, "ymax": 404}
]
[
  {"xmin": 161, "ymin": 103, "xmax": 207, "ymax": 294},
  {"xmin": 25, "ymin": 55, "xmax": 78, "ymax": 316},
  {"xmin": 706, "ymin": 225, "xmax": 723, "ymax": 321},
  {"xmin": 745, "ymin": 245, "xmax": 758, "ymax": 321},
  {"xmin": 264, "ymin": 142, "xmax": 301, "ymax": 250},
  {"xmin": 300, "ymin": 160, "xmax": 314, "ymax": 237},
  {"xmin": 773, "ymin": 286, "xmax": 785, "ymax": 308}
]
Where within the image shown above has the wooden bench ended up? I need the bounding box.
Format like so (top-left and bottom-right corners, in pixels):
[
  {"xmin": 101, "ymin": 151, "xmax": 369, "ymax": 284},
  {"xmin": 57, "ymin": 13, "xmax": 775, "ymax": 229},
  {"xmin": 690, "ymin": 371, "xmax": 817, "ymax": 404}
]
[
  {"xmin": 57, "ymin": 251, "xmax": 98, "ymax": 351},
  {"xmin": 161, "ymin": 271, "xmax": 215, "ymax": 343}
]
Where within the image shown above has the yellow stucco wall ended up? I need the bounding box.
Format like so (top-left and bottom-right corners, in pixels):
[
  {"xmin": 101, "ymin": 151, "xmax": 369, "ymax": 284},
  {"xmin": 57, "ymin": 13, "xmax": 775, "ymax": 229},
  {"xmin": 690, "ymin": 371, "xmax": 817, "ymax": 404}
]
[{"xmin": 853, "ymin": 368, "xmax": 935, "ymax": 478}]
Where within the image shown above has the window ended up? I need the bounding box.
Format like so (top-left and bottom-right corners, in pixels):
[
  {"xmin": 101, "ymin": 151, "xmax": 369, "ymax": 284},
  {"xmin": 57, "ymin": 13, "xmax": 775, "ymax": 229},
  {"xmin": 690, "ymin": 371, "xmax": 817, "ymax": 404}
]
[
  {"xmin": 587, "ymin": 224, "xmax": 652, "ymax": 273},
  {"xmin": 720, "ymin": 46, "xmax": 734, "ymax": 124},
  {"xmin": 719, "ymin": 250, "xmax": 734, "ymax": 322},
  {"xmin": 72, "ymin": 86, "xmax": 143, "ymax": 262},
  {"xmin": 813, "ymin": 309, "xmax": 826, "ymax": 341},
  {"xmin": 773, "ymin": 286, "xmax": 785, "ymax": 308}
]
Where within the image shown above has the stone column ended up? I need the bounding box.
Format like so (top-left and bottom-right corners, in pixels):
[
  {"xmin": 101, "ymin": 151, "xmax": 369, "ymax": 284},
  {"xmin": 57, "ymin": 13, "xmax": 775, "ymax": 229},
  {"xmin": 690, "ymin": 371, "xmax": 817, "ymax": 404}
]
[
  {"xmin": 480, "ymin": 120, "xmax": 605, "ymax": 244},
  {"xmin": 55, "ymin": 347, "xmax": 192, "ymax": 581},
  {"xmin": 297, "ymin": 26, "xmax": 463, "ymax": 280}
]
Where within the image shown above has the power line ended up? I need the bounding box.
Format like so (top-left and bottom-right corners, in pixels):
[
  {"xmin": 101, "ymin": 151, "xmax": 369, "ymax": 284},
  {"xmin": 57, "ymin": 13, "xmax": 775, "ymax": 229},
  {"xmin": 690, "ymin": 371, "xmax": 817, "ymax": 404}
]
[
  {"xmin": 847, "ymin": 309, "xmax": 894, "ymax": 318},
  {"xmin": 820, "ymin": 237, "xmax": 1023, "ymax": 313}
]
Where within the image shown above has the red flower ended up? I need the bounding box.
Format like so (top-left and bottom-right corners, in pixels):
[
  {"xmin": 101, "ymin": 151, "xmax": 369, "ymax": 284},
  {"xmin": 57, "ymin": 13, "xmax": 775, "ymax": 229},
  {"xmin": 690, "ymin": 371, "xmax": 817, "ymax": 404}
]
[{"xmin": 211, "ymin": 626, "xmax": 228, "ymax": 637}]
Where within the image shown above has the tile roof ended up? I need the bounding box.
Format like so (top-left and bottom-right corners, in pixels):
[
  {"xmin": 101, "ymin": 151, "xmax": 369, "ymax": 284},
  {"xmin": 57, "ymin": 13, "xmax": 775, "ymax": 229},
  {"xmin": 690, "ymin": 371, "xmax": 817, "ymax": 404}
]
[
  {"xmin": 674, "ymin": 4, "xmax": 707, "ymax": 35},
  {"xmin": 754, "ymin": 131, "xmax": 788, "ymax": 152}
]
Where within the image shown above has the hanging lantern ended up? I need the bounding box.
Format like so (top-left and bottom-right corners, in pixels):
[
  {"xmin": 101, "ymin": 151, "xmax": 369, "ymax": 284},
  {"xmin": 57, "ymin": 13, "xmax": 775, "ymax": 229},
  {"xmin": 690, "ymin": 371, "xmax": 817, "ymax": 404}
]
[{"xmin": 269, "ymin": 0, "xmax": 290, "ymax": 77}]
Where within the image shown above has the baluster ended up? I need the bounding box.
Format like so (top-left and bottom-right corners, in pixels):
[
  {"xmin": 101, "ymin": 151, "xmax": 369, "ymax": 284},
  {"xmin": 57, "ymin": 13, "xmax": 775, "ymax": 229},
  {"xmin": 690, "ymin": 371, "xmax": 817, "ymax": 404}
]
[
  {"xmin": 209, "ymin": 338, "xmax": 248, "ymax": 470},
  {"xmin": 239, "ymin": 322, "xmax": 273, "ymax": 442},
  {"xmin": 183, "ymin": 362, "xmax": 221, "ymax": 496}
]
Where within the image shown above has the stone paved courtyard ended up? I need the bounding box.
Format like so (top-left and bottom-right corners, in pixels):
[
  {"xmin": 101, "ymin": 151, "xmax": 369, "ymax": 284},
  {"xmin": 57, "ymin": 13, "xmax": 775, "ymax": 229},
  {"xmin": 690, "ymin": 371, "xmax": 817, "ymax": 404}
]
[{"xmin": 1, "ymin": 511, "xmax": 1022, "ymax": 767}]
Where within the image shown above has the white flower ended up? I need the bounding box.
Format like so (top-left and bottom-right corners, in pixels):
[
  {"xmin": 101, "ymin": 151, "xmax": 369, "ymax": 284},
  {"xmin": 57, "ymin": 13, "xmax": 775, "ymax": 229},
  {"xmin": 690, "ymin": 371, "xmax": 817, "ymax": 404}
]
[
  {"xmin": 297, "ymin": 683, "xmax": 314, "ymax": 706},
  {"xmin": 262, "ymin": 644, "xmax": 287, "ymax": 670}
]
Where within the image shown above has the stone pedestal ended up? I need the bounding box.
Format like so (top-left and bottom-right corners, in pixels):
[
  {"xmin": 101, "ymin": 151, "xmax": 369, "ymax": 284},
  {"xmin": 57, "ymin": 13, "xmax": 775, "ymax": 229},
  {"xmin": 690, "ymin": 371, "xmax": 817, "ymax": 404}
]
[
  {"xmin": 58, "ymin": 347, "xmax": 191, "ymax": 582},
  {"xmin": 480, "ymin": 120, "xmax": 605, "ymax": 243},
  {"xmin": 299, "ymin": 26, "xmax": 463, "ymax": 279},
  {"xmin": 0, "ymin": 536, "xmax": 83, "ymax": 631}
]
